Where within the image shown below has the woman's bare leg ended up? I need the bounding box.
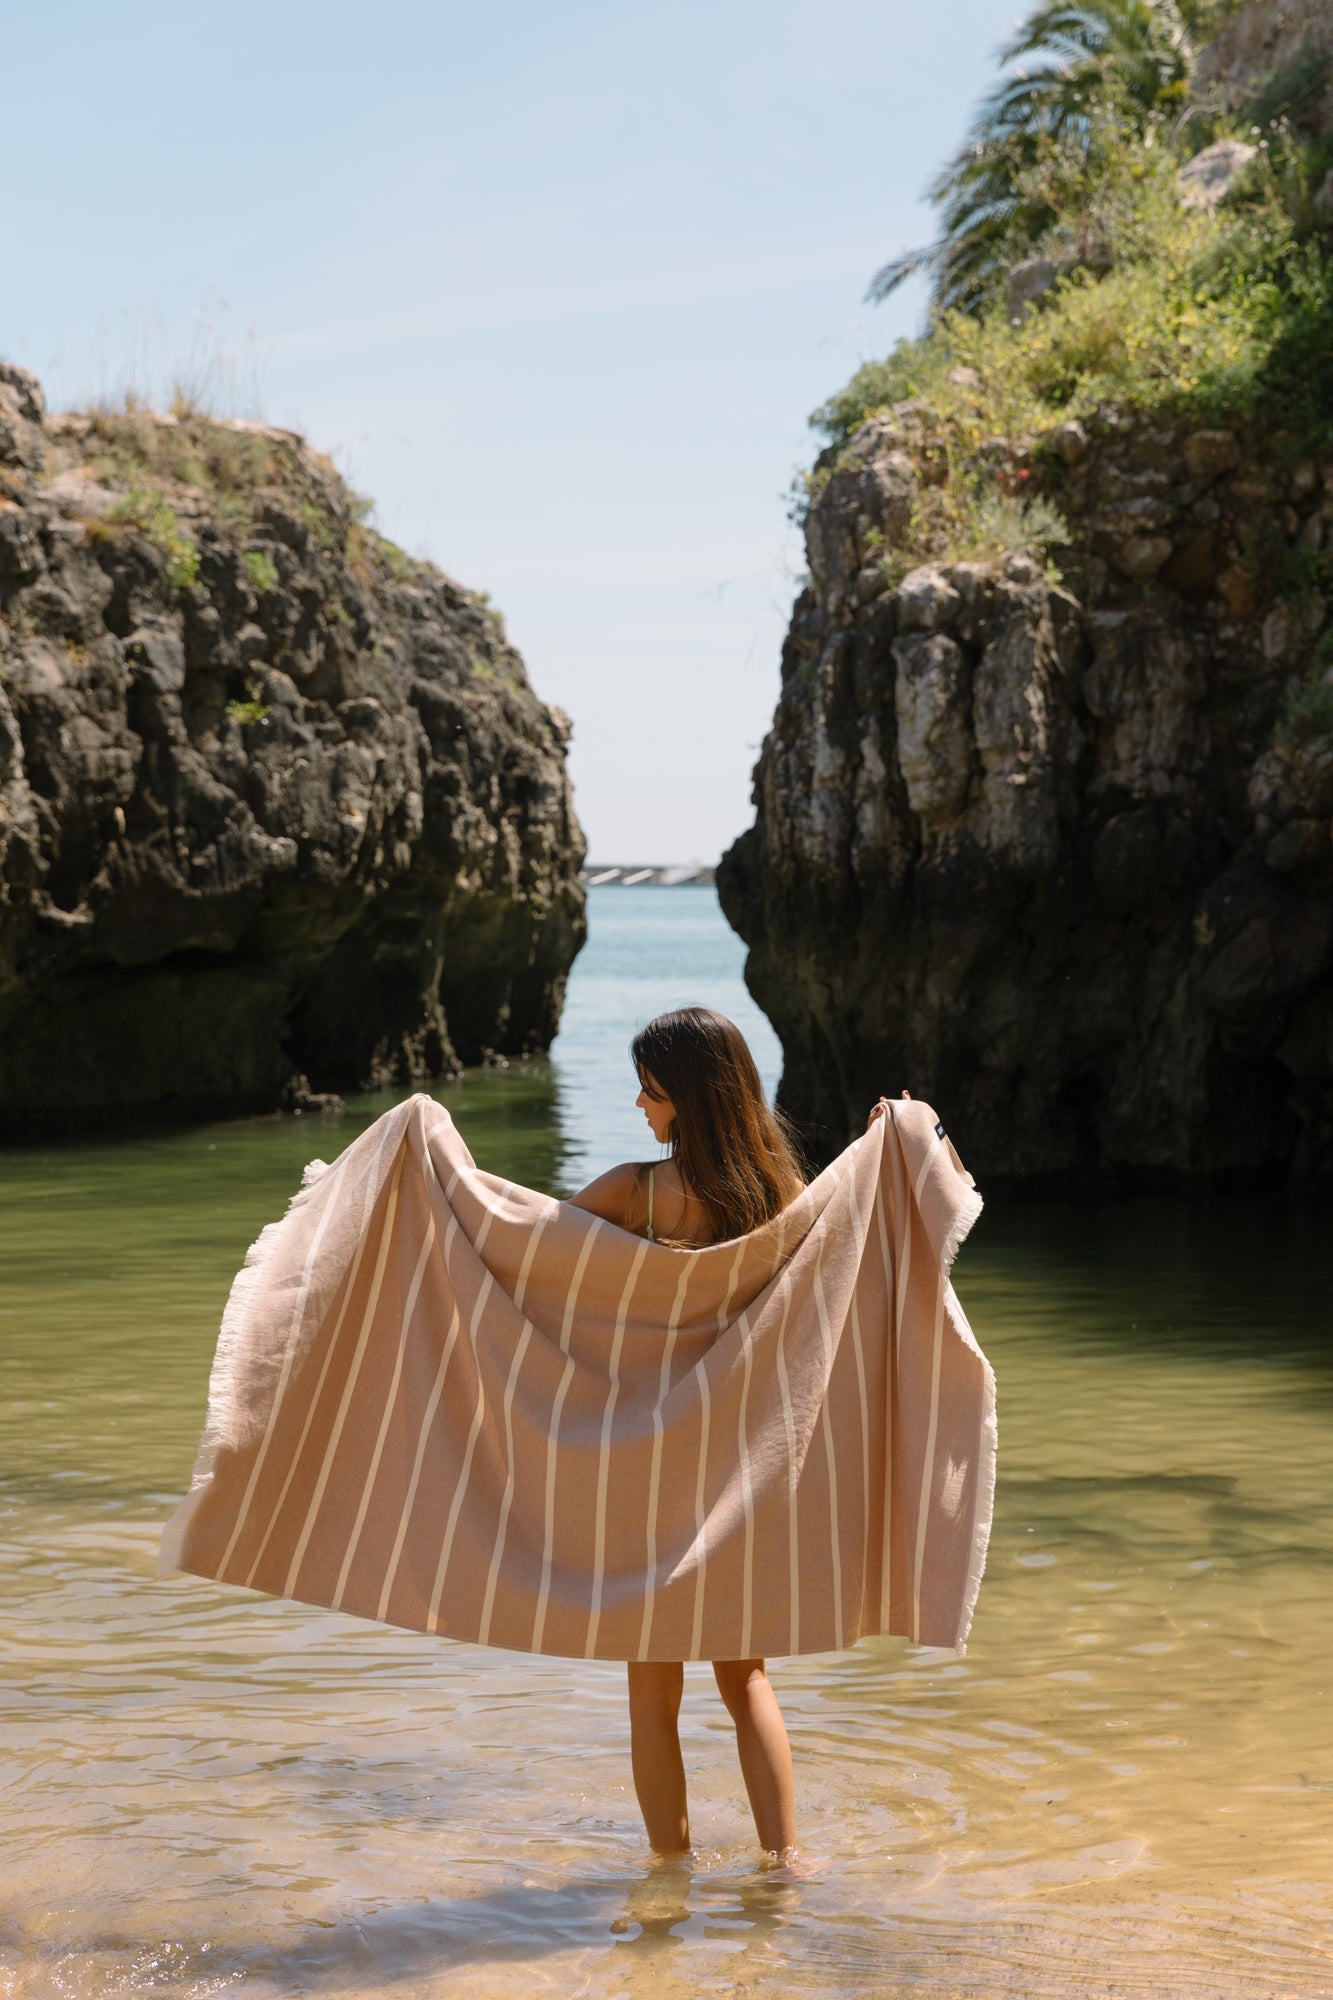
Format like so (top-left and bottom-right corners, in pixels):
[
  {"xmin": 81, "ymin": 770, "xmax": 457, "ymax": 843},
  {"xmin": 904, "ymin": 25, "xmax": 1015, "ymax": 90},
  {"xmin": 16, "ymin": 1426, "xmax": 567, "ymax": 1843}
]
[
  {"xmin": 712, "ymin": 1658, "xmax": 796, "ymax": 1855},
  {"xmin": 626, "ymin": 1661, "xmax": 690, "ymax": 1852}
]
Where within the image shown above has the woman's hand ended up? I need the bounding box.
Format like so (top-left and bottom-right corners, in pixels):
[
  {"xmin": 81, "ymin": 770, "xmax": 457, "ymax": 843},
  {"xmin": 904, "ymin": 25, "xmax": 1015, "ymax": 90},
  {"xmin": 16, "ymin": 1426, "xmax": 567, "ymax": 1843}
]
[{"xmin": 866, "ymin": 1091, "xmax": 911, "ymax": 1130}]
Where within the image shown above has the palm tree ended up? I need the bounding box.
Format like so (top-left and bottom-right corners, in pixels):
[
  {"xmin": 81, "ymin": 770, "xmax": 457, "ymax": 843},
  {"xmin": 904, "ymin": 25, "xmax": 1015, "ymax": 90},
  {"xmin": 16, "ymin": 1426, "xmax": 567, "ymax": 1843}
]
[{"xmin": 869, "ymin": 0, "xmax": 1199, "ymax": 317}]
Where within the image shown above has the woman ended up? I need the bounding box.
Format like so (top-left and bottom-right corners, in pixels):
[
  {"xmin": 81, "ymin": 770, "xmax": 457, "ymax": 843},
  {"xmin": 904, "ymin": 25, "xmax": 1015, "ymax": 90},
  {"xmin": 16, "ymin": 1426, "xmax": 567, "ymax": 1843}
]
[
  {"xmin": 567, "ymin": 1005, "xmax": 809, "ymax": 1860},
  {"xmin": 161, "ymin": 1007, "xmax": 980, "ymax": 1869}
]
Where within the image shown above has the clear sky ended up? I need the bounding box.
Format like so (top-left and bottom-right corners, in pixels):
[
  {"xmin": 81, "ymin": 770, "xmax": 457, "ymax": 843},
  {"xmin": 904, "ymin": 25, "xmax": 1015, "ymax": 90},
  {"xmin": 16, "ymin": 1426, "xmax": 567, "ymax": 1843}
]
[{"xmin": 6, "ymin": 0, "xmax": 1022, "ymax": 863}]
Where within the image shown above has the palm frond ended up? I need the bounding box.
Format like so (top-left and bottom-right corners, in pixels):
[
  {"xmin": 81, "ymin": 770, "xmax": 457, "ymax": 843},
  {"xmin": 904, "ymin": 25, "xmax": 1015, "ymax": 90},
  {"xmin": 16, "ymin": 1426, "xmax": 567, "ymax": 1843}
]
[
  {"xmin": 1000, "ymin": 0, "xmax": 1187, "ymax": 68},
  {"xmin": 864, "ymin": 246, "xmax": 939, "ymax": 304},
  {"xmin": 868, "ymin": 0, "xmax": 1199, "ymax": 318}
]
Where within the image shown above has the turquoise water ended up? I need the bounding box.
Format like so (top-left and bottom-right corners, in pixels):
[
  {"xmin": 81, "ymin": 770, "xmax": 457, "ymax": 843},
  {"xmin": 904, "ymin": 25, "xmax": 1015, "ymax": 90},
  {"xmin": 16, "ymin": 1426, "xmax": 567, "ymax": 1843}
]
[
  {"xmin": 543, "ymin": 883, "xmax": 783, "ymax": 1184},
  {"xmin": 0, "ymin": 888, "xmax": 1329, "ymax": 1997}
]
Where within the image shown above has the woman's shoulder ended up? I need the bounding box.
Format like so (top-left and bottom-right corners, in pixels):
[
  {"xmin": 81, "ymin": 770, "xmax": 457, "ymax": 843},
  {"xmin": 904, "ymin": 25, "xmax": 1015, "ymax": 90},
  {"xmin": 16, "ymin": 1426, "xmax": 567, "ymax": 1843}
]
[{"xmin": 565, "ymin": 1160, "xmax": 652, "ymax": 1231}]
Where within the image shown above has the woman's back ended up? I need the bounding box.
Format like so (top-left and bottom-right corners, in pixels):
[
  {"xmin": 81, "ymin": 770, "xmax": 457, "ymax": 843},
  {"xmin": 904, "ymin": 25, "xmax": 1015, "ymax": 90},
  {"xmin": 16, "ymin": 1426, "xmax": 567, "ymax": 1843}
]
[
  {"xmin": 568, "ymin": 1155, "xmax": 716, "ymax": 1247},
  {"xmin": 641, "ymin": 1158, "xmax": 713, "ymax": 1248}
]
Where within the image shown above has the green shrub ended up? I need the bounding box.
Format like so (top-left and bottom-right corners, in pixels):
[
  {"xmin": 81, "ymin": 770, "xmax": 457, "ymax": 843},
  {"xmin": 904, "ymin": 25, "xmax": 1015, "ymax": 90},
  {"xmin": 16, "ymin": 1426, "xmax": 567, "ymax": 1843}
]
[
  {"xmin": 225, "ymin": 674, "xmax": 270, "ymax": 728},
  {"xmin": 814, "ymin": 122, "xmax": 1333, "ymax": 460},
  {"xmin": 297, "ymin": 499, "xmax": 342, "ymax": 552},
  {"xmin": 93, "ymin": 488, "xmax": 199, "ymax": 590},
  {"xmin": 378, "ymin": 538, "xmax": 416, "ymax": 583},
  {"xmin": 244, "ymin": 549, "xmax": 280, "ymax": 594},
  {"xmin": 225, "ymin": 697, "xmax": 269, "ymax": 727},
  {"xmin": 950, "ymin": 484, "xmax": 1071, "ymax": 565},
  {"xmin": 86, "ymin": 405, "xmax": 275, "ymax": 504},
  {"xmin": 1277, "ymin": 668, "xmax": 1333, "ymax": 745},
  {"xmin": 1240, "ymin": 50, "xmax": 1333, "ymax": 137},
  {"xmin": 871, "ymin": 472, "xmax": 1071, "ymax": 586}
]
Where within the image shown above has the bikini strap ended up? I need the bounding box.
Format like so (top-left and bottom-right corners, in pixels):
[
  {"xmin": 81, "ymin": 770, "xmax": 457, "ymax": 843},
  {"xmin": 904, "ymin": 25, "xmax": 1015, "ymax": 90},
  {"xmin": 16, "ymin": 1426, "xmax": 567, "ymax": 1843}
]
[{"xmin": 646, "ymin": 1164, "xmax": 655, "ymax": 1242}]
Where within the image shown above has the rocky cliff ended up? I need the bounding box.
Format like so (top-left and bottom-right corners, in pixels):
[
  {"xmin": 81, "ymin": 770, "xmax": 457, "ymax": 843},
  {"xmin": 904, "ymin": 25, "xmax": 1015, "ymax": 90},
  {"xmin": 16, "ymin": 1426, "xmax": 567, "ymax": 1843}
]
[
  {"xmin": 719, "ymin": 400, "xmax": 1333, "ymax": 1184},
  {"xmin": 0, "ymin": 362, "xmax": 586, "ymax": 1131}
]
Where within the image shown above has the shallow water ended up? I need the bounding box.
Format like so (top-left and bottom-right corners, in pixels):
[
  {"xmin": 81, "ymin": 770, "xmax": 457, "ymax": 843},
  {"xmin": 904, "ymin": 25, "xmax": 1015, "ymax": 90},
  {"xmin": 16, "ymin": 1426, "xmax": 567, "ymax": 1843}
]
[{"xmin": 1, "ymin": 889, "xmax": 1330, "ymax": 1998}]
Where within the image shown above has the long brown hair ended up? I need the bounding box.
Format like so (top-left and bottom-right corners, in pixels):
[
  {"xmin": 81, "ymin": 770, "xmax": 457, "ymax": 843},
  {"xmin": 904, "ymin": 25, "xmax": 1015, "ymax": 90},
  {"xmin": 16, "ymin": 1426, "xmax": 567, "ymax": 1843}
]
[{"xmin": 631, "ymin": 1007, "xmax": 806, "ymax": 1244}]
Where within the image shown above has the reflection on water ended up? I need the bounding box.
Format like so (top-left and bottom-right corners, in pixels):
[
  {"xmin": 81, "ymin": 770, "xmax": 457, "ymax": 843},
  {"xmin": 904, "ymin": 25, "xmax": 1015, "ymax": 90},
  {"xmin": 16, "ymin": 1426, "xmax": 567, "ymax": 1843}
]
[{"xmin": 1, "ymin": 890, "xmax": 1330, "ymax": 1997}]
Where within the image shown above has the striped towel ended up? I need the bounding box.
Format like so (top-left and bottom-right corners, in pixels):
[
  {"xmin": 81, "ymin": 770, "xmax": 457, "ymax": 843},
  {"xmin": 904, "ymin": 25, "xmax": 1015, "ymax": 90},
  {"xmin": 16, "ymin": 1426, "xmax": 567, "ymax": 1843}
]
[{"xmin": 159, "ymin": 1094, "xmax": 995, "ymax": 1659}]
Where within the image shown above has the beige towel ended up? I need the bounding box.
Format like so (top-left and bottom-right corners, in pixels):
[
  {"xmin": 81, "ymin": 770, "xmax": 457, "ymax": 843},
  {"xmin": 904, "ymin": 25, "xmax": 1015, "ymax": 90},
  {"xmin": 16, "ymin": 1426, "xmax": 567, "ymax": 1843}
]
[{"xmin": 159, "ymin": 1094, "xmax": 995, "ymax": 1659}]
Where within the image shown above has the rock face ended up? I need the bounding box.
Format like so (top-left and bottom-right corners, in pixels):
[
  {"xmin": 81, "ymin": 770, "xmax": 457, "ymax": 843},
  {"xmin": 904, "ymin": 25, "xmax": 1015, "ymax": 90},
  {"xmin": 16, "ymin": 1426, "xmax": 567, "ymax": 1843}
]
[
  {"xmin": 718, "ymin": 403, "xmax": 1333, "ymax": 1184},
  {"xmin": 0, "ymin": 362, "xmax": 586, "ymax": 1130},
  {"xmin": 1194, "ymin": 0, "xmax": 1333, "ymax": 135},
  {"xmin": 1176, "ymin": 139, "xmax": 1259, "ymax": 213}
]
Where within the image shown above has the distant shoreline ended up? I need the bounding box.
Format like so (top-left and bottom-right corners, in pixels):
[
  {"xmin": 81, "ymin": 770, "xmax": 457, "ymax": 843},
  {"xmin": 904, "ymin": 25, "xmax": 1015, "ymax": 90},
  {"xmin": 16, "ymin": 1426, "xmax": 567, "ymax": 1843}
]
[{"xmin": 582, "ymin": 865, "xmax": 716, "ymax": 887}]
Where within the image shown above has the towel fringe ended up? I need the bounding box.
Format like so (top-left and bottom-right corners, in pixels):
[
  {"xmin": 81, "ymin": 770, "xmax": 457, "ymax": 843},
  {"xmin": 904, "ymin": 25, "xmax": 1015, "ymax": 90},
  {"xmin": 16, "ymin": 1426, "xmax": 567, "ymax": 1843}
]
[
  {"xmin": 950, "ymin": 1322, "xmax": 998, "ymax": 1657},
  {"xmin": 940, "ymin": 1182, "xmax": 984, "ymax": 1277},
  {"xmin": 931, "ymin": 1178, "xmax": 993, "ymax": 1656},
  {"xmin": 157, "ymin": 1155, "xmax": 329, "ymax": 1579}
]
